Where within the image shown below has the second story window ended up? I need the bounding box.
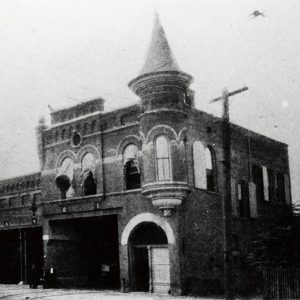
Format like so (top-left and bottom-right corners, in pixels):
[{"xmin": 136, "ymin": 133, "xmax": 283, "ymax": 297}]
[
  {"xmin": 237, "ymin": 183, "xmax": 243, "ymax": 215},
  {"xmin": 268, "ymin": 169, "xmax": 274, "ymax": 202},
  {"xmin": 81, "ymin": 153, "xmax": 97, "ymax": 196},
  {"xmin": 205, "ymin": 147, "xmax": 216, "ymax": 192},
  {"xmin": 155, "ymin": 136, "xmax": 171, "ymax": 181},
  {"xmin": 275, "ymin": 172, "xmax": 285, "ymax": 204},
  {"xmin": 237, "ymin": 182, "xmax": 249, "ymax": 218},
  {"xmin": 193, "ymin": 141, "xmax": 206, "ymax": 189},
  {"xmin": 262, "ymin": 166, "xmax": 270, "ymax": 201},
  {"xmin": 123, "ymin": 144, "xmax": 141, "ymax": 190},
  {"xmin": 55, "ymin": 158, "xmax": 74, "ymax": 199},
  {"xmin": 252, "ymin": 164, "xmax": 263, "ymax": 202}
]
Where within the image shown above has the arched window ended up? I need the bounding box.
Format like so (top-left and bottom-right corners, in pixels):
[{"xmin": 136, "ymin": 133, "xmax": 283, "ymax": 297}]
[
  {"xmin": 193, "ymin": 141, "xmax": 206, "ymax": 189},
  {"xmin": 83, "ymin": 123, "xmax": 89, "ymax": 135},
  {"xmin": 123, "ymin": 144, "xmax": 141, "ymax": 190},
  {"xmin": 68, "ymin": 126, "xmax": 73, "ymax": 139},
  {"xmin": 91, "ymin": 120, "xmax": 96, "ymax": 133},
  {"xmin": 61, "ymin": 129, "xmax": 66, "ymax": 140},
  {"xmin": 55, "ymin": 131, "xmax": 59, "ymax": 143},
  {"xmin": 55, "ymin": 158, "xmax": 74, "ymax": 199},
  {"xmin": 155, "ymin": 136, "xmax": 171, "ymax": 181},
  {"xmin": 205, "ymin": 147, "xmax": 216, "ymax": 192},
  {"xmin": 81, "ymin": 153, "xmax": 97, "ymax": 196}
]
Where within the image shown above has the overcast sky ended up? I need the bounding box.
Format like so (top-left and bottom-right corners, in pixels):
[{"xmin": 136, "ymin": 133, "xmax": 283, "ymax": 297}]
[{"xmin": 0, "ymin": 0, "xmax": 299, "ymax": 203}]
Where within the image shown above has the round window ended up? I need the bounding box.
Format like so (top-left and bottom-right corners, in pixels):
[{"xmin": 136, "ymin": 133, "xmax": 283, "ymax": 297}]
[{"xmin": 72, "ymin": 132, "xmax": 82, "ymax": 147}]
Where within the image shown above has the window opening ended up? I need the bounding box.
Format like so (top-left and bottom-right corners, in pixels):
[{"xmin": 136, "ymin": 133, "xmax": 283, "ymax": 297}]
[
  {"xmin": 155, "ymin": 136, "xmax": 171, "ymax": 181},
  {"xmin": 81, "ymin": 153, "xmax": 97, "ymax": 196},
  {"xmin": 55, "ymin": 158, "xmax": 74, "ymax": 199},
  {"xmin": 123, "ymin": 144, "xmax": 141, "ymax": 190},
  {"xmin": 275, "ymin": 173, "xmax": 285, "ymax": 204},
  {"xmin": 205, "ymin": 147, "xmax": 216, "ymax": 191}
]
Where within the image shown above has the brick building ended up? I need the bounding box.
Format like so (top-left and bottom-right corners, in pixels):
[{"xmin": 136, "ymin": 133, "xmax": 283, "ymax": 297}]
[{"xmin": 0, "ymin": 16, "xmax": 292, "ymax": 296}]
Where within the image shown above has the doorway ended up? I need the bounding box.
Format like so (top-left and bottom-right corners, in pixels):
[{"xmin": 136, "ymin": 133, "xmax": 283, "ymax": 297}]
[
  {"xmin": 48, "ymin": 215, "xmax": 120, "ymax": 289},
  {"xmin": 0, "ymin": 227, "xmax": 43, "ymax": 284},
  {"xmin": 129, "ymin": 222, "xmax": 170, "ymax": 294}
]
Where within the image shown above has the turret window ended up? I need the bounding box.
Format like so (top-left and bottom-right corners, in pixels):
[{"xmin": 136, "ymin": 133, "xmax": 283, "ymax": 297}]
[
  {"xmin": 123, "ymin": 144, "xmax": 141, "ymax": 190},
  {"xmin": 155, "ymin": 136, "xmax": 171, "ymax": 181}
]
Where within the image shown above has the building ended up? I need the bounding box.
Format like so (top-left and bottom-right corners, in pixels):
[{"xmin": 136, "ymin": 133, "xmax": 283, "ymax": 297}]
[{"xmin": 0, "ymin": 15, "xmax": 292, "ymax": 296}]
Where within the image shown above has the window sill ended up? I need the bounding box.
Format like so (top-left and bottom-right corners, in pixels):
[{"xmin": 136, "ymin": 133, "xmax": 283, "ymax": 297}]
[{"xmin": 193, "ymin": 187, "xmax": 219, "ymax": 196}]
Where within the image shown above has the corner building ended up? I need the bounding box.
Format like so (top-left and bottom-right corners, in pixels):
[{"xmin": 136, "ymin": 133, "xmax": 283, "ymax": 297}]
[{"xmin": 0, "ymin": 16, "xmax": 292, "ymax": 296}]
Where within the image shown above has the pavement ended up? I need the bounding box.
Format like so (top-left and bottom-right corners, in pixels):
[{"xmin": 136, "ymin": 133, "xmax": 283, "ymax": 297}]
[{"xmin": 0, "ymin": 284, "xmax": 223, "ymax": 300}]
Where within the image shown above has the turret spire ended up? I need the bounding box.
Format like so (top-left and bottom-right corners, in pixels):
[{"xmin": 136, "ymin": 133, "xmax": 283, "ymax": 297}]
[{"xmin": 139, "ymin": 14, "xmax": 180, "ymax": 76}]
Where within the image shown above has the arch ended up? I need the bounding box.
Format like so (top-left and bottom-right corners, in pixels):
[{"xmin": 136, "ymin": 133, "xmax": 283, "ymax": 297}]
[
  {"xmin": 177, "ymin": 127, "xmax": 188, "ymax": 142},
  {"xmin": 139, "ymin": 131, "xmax": 146, "ymax": 144},
  {"xmin": 55, "ymin": 150, "xmax": 77, "ymax": 169},
  {"xmin": 121, "ymin": 213, "xmax": 175, "ymax": 245},
  {"xmin": 146, "ymin": 125, "xmax": 177, "ymax": 144},
  {"xmin": 77, "ymin": 144, "xmax": 100, "ymax": 162},
  {"xmin": 117, "ymin": 135, "xmax": 142, "ymax": 157},
  {"xmin": 81, "ymin": 152, "xmax": 96, "ymax": 171}
]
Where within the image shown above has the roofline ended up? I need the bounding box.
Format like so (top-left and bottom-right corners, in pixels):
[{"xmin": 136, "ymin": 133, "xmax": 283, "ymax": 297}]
[
  {"xmin": 192, "ymin": 107, "xmax": 288, "ymax": 147},
  {"xmin": 0, "ymin": 172, "xmax": 41, "ymax": 183}
]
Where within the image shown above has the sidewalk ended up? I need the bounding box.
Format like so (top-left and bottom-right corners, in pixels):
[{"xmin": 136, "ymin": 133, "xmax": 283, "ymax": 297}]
[{"xmin": 0, "ymin": 284, "xmax": 221, "ymax": 300}]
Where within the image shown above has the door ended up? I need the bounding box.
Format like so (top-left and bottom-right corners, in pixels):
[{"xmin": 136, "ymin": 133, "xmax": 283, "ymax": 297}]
[
  {"xmin": 133, "ymin": 247, "xmax": 149, "ymax": 291},
  {"xmin": 150, "ymin": 247, "xmax": 170, "ymax": 294}
]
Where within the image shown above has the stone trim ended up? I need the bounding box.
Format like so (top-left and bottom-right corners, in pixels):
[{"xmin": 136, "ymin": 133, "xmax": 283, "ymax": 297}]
[{"xmin": 121, "ymin": 212, "xmax": 175, "ymax": 245}]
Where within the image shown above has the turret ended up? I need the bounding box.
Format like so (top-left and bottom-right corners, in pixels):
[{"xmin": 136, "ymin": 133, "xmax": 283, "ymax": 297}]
[
  {"xmin": 129, "ymin": 14, "xmax": 194, "ymax": 112},
  {"xmin": 129, "ymin": 15, "xmax": 193, "ymax": 216}
]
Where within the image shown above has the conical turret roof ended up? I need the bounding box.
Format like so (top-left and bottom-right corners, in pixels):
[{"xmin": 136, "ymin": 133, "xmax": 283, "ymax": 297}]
[{"xmin": 139, "ymin": 14, "xmax": 180, "ymax": 76}]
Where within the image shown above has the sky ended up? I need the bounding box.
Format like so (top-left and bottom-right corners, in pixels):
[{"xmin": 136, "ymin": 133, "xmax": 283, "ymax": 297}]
[{"xmin": 0, "ymin": 0, "xmax": 299, "ymax": 203}]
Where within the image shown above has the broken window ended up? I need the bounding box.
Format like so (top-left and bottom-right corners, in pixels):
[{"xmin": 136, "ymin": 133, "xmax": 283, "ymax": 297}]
[
  {"xmin": 123, "ymin": 144, "xmax": 141, "ymax": 190},
  {"xmin": 55, "ymin": 158, "xmax": 74, "ymax": 199},
  {"xmin": 81, "ymin": 153, "xmax": 97, "ymax": 196},
  {"xmin": 205, "ymin": 147, "xmax": 216, "ymax": 192}
]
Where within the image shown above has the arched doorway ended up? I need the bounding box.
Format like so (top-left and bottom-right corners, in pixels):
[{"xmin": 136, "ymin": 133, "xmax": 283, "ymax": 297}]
[{"xmin": 129, "ymin": 222, "xmax": 170, "ymax": 294}]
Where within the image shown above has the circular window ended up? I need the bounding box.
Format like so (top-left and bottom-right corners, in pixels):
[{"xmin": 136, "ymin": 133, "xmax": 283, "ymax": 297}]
[{"xmin": 72, "ymin": 132, "xmax": 82, "ymax": 147}]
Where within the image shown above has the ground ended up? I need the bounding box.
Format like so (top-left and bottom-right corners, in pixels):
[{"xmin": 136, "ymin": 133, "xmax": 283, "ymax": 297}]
[
  {"xmin": 0, "ymin": 285, "xmax": 215, "ymax": 300},
  {"xmin": 0, "ymin": 285, "xmax": 265, "ymax": 299}
]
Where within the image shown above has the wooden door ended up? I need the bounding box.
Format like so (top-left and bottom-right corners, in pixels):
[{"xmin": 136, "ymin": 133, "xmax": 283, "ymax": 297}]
[{"xmin": 150, "ymin": 247, "xmax": 170, "ymax": 294}]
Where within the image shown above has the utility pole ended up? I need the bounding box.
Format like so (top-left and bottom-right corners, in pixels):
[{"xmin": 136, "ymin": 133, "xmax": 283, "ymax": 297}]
[{"xmin": 210, "ymin": 86, "xmax": 248, "ymax": 299}]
